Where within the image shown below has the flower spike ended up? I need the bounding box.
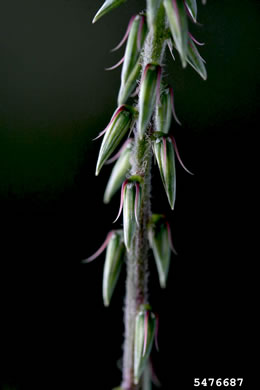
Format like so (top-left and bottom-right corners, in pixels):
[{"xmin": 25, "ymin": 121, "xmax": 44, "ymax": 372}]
[
  {"xmin": 111, "ymin": 15, "xmax": 136, "ymax": 52},
  {"xmin": 82, "ymin": 231, "xmax": 115, "ymax": 263},
  {"xmin": 105, "ymin": 56, "xmax": 125, "ymax": 71}
]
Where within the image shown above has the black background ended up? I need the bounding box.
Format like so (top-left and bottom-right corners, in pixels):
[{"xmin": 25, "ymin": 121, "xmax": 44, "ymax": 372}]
[{"xmin": 0, "ymin": 1, "xmax": 259, "ymax": 389}]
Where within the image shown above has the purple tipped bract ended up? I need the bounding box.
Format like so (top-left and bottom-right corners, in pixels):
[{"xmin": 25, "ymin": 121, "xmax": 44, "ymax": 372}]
[
  {"xmin": 111, "ymin": 15, "xmax": 136, "ymax": 52},
  {"xmin": 82, "ymin": 231, "xmax": 114, "ymax": 263}
]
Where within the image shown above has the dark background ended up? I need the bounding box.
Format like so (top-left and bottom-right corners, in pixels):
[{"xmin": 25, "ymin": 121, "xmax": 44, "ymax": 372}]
[{"xmin": 0, "ymin": 1, "xmax": 259, "ymax": 389}]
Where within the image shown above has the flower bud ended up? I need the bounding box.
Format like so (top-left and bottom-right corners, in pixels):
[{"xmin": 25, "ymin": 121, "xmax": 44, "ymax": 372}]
[
  {"xmin": 121, "ymin": 15, "xmax": 147, "ymax": 87},
  {"xmin": 103, "ymin": 139, "xmax": 133, "ymax": 204},
  {"xmin": 123, "ymin": 179, "xmax": 141, "ymax": 250},
  {"xmin": 118, "ymin": 61, "xmax": 142, "ymax": 105},
  {"xmin": 103, "ymin": 230, "xmax": 125, "ymax": 307},
  {"xmin": 148, "ymin": 214, "xmax": 175, "ymax": 288},
  {"xmin": 138, "ymin": 64, "xmax": 162, "ymax": 139},
  {"xmin": 134, "ymin": 305, "xmax": 156, "ymax": 385},
  {"xmin": 155, "ymin": 87, "xmax": 172, "ymax": 134},
  {"xmin": 163, "ymin": 0, "xmax": 188, "ymax": 67},
  {"xmin": 185, "ymin": 0, "xmax": 197, "ymax": 23},
  {"xmin": 152, "ymin": 134, "xmax": 176, "ymax": 210},
  {"xmin": 147, "ymin": 0, "xmax": 162, "ymax": 30},
  {"xmin": 95, "ymin": 105, "xmax": 136, "ymax": 176},
  {"xmin": 187, "ymin": 36, "xmax": 207, "ymax": 80},
  {"xmin": 92, "ymin": 0, "xmax": 126, "ymax": 24}
]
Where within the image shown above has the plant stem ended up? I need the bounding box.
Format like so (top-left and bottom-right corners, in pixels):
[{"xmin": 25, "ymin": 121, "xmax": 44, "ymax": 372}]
[{"xmin": 122, "ymin": 4, "xmax": 166, "ymax": 390}]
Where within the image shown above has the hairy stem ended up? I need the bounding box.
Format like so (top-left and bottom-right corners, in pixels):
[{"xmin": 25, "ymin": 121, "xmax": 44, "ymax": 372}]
[{"xmin": 122, "ymin": 4, "xmax": 166, "ymax": 389}]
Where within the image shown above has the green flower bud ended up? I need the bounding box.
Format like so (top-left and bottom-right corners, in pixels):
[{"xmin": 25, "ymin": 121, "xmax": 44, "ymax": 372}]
[
  {"xmin": 103, "ymin": 139, "xmax": 133, "ymax": 204},
  {"xmin": 118, "ymin": 61, "xmax": 142, "ymax": 105},
  {"xmin": 185, "ymin": 0, "xmax": 197, "ymax": 23},
  {"xmin": 92, "ymin": 0, "xmax": 126, "ymax": 24},
  {"xmin": 121, "ymin": 15, "xmax": 148, "ymax": 87},
  {"xmin": 163, "ymin": 0, "xmax": 188, "ymax": 67},
  {"xmin": 95, "ymin": 105, "xmax": 136, "ymax": 176},
  {"xmin": 187, "ymin": 36, "xmax": 207, "ymax": 80},
  {"xmin": 148, "ymin": 214, "xmax": 175, "ymax": 288},
  {"xmin": 103, "ymin": 230, "xmax": 125, "ymax": 307},
  {"xmin": 152, "ymin": 133, "xmax": 193, "ymax": 209},
  {"xmin": 152, "ymin": 134, "xmax": 176, "ymax": 210},
  {"xmin": 138, "ymin": 64, "xmax": 162, "ymax": 139},
  {"xmin": 123, "ymin": 180, "xmax": 140, "ymax": 250},
  {"xmin": 155, "ymin": 87, "xmax": 172, "ymax": 134},
  {"xmin": 134, "ymin": 305, "xmax": 156, "ymax": 385},
  {"xmin": 147, "ymin": 0, "xmax": 162, "ymax": 30}
]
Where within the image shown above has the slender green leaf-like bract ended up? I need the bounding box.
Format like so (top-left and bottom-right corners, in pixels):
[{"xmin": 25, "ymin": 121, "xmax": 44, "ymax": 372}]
[{"xmin": 92, "ymin": 0, "xmax": 127, "ymax": 24}]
